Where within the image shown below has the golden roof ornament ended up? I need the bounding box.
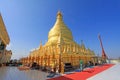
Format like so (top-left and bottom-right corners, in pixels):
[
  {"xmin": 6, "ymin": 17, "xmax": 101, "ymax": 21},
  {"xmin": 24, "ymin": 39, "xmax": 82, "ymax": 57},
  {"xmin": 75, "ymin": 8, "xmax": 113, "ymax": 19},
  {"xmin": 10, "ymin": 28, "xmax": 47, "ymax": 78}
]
[
  {"xmin": 57, "ymin": 11, "xmax": 63, "ymax": 19},
  {"xmin": 38, "ymin": 41, "xmax": 42, "ymax": 49}
]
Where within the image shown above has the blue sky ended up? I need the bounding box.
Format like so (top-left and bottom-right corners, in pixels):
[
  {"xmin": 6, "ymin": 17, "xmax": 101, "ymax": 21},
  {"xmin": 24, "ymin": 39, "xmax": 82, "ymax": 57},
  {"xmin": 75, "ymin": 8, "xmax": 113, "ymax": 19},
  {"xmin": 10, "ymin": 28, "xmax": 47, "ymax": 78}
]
[{"xmin": 0, "ymin": 0, "xmax": 120, "ymax": 59}]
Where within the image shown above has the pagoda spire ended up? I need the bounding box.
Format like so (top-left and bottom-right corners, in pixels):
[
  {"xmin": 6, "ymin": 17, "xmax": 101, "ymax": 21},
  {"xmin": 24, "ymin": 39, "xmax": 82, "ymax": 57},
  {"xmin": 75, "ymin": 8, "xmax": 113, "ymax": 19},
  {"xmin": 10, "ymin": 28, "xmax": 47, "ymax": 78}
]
[
  {"xmin": 57, "ymin": 11, "xmax": 63, "ymax": 19},
  {"xmin": 39, "ymin": 41, "xmax": 42, "ymax": 49},
  {"xmin": 40, "ymin": 41, "xmax": 42, "ymax": 46},
  {"xmin": 46, "ymin": 11, "xmax": 73, "ymax": 46},
  {"xmin": 81, "ymin": 40, "xmax": 85, "ymax": 49}
]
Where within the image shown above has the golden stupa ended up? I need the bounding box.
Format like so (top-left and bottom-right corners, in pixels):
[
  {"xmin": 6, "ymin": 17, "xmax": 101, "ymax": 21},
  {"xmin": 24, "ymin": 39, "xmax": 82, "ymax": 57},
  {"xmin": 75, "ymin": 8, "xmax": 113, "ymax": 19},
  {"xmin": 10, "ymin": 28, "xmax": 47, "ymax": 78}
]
[
  {"xmin": 46, "ymin": 11, "xmax": 74, "ymax": 46},
  {"xmin": 21, "ymin": 11, "xmax": 95, "ymax": 73}
]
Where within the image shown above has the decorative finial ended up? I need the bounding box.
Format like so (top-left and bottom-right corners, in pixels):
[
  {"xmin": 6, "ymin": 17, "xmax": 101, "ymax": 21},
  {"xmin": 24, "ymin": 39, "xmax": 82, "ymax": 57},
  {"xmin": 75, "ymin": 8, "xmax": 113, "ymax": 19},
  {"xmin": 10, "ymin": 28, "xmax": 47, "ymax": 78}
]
[
  {"xmin": 40, "ymin": 41, "xmax": 42, "ymax": 46},
  {"xmin": 38, "ymin": 41, "xmax": 42, "ymax": 49},
  {"xmin": 81, "ymin": 40, "xmax": 85, "ymax": 48},
  {"xmin": 57, "ymin": 11, "xmax": 62, "ymax": 19}
]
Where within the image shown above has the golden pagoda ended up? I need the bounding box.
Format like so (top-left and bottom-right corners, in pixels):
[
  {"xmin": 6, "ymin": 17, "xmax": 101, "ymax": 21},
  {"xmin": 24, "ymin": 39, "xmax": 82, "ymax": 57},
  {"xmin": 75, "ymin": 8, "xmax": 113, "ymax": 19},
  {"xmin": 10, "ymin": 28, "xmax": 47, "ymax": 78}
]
[{"xmin": 21, "ymin": 11, "xmax": 95, "ymax": 73}]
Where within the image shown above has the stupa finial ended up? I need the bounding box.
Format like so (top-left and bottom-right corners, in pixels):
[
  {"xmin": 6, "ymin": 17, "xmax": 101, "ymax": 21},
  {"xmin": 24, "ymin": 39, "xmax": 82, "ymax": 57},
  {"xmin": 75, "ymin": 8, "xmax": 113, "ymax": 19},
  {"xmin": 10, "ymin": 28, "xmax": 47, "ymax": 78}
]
[{"xmin": 57, "ymin": 11, "xmax": 62, "ymax": 19}]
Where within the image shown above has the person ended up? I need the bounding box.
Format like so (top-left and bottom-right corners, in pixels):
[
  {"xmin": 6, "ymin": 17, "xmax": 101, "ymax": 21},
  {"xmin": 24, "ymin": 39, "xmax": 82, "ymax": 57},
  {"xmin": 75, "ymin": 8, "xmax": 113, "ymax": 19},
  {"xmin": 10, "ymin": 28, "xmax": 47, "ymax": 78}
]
[{"xmin": 80, "ymin": 60, "xmax": 84, "ymax": 71}]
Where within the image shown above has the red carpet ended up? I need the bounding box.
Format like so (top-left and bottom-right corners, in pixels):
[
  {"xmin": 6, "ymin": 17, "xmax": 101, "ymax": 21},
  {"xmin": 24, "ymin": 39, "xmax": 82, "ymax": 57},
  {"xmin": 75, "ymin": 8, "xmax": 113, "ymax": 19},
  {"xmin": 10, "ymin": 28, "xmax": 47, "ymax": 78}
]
[{"xmin": 48, "ymin": 64, "xmax": 114, "ymax": 80}]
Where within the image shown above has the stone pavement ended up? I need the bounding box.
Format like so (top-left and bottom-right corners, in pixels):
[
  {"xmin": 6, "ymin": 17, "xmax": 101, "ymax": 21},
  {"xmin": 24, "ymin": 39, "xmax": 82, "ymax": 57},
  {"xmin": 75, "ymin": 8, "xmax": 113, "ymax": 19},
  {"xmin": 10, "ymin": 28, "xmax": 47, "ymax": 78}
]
[{"xmin": 87, "ymin": 63, "xmax": 120, "ymax": 80}]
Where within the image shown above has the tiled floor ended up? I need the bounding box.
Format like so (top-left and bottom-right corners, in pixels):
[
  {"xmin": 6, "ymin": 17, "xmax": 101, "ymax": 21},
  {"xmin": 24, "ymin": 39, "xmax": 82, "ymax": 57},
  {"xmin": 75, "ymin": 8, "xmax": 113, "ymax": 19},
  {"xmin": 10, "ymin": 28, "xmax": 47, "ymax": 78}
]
[{"xmin": 0, "ymin": 67, "xmax": 48, "ymax": 80}]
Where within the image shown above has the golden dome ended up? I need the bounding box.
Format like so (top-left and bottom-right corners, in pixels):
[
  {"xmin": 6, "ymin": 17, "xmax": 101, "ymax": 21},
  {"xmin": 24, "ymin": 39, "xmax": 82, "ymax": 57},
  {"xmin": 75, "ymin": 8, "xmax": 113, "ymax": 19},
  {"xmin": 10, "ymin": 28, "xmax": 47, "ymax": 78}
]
[{"xmin": 45, "ymin": 11, "xmax": 74, "ymax": 46}]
